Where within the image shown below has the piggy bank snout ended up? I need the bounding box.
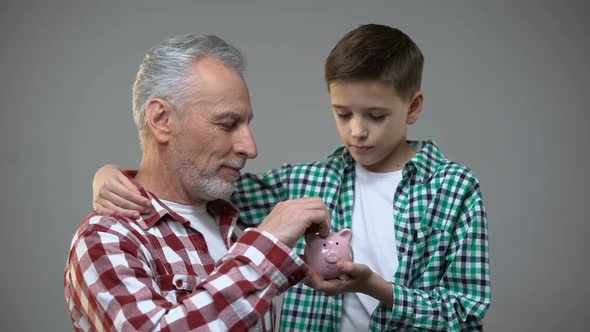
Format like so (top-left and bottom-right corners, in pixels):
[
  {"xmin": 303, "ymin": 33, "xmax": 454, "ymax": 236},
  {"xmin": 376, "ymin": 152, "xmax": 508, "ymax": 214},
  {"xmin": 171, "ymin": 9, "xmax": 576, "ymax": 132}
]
[{"xmin": 325, "ymin": 251, "xmax": 340, "ymax": 263}]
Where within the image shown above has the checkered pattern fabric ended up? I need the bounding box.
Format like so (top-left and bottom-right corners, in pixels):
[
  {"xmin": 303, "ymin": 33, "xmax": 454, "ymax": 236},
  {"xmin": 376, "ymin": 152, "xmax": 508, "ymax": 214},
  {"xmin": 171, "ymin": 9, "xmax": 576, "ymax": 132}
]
[
  {"xmin": 233, "ymin": 141, "xmax": 491, "ymax": 331},
  {"xmin": 64, "ymin": 186, "xmax": 307, "ymax": 331}
]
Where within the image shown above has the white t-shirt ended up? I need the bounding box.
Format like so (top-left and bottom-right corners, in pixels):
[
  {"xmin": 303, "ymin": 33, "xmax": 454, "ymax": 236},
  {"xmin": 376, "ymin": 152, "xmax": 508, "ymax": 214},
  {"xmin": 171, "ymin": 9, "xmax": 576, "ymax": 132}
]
[
  {"xmin": 160, "ymin": 199, "xmax": 228, "ymax": 261},
  {"xmin": 340, "ymin": 164, "xmax": 402, "ymax": 332}
]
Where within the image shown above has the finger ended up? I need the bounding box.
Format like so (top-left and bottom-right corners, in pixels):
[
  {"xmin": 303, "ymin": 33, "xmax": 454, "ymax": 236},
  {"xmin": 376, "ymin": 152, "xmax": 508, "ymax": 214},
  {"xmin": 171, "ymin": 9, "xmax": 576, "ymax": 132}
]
[
  {"xmin": 303, "ymin": 211, "xmax": 331, "ymax": 238},
  {"xmin": 317, "ymin": 215, "xmax": 331, "ymax": 237},
  {"xmin": 93, "ymin": 201, "xmax": 115, "ymax": 216},
  {"xmin": 95, "ymin": 197, "xmax": 141, "ymax": 218},
  {"xmin": 336, "ymin": 260, "xmax": 356, "ymax": 274},
  {"xmin": 315, "ymin": 278, "xmax": 347, "ymax": 296},
  {"xmin": 101, "ymin": 184, "xmax": 150, "ymax": 213},
  {"xmin": 303, "ymin": 268, "xmax": 323, "ymax": 288},
  {"xmin": 117, "ymin": 175, "xmax": 151, "ymax": 207},
  {"xmin": 307, "ymin": 209, "xmax": 331, "ymax": 238},
  {"xmin": 289, "ymin": 197, "xmax": 327, "ymax": 210},
  {"xmin": 338, "ymin": 274, "xmax": 350, "ymax": 281},
  {"xmin": 107, "ymin": 179, "xmax": 151, "ymax": 211},
  {"xmin": 337, "ymin": 261, "xmax": 369, "ymax": 278},
  {"xmin": 298, "ymin": 198, "xmax": 331, "ymax": 237}
]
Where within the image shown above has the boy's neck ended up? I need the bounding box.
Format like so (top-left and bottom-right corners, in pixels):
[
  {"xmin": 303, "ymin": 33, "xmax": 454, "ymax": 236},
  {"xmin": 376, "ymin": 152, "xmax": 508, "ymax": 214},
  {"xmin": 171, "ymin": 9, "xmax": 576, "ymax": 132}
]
[
  {"xmin": 362, "ymin": 141, "xmax": 417, "ymax": 173},
  {"xmin": 390, "ymin": 141, "xmax": 418, "ymax": 171}
]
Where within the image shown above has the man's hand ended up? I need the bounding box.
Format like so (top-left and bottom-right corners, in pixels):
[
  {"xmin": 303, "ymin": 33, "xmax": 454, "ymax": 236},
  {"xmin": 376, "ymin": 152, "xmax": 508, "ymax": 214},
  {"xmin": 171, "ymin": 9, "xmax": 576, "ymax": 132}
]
[
  {"xmin": 258, "ymin": 198, "xmax": 331, "ymax": 248},
  {"xmin": 93, "ymin": 164, "xmax": 151, "ymax": 218}
]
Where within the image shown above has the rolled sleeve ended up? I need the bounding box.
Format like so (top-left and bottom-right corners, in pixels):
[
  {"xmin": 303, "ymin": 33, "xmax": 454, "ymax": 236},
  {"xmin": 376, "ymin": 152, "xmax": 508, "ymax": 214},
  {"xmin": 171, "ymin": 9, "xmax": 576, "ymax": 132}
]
[
  {"xmin": 391, "ymin": 283, "xmax": 416, "ymax": 326},
  {"xmin": 222, "ymin": 228, "xmax": 307, "ymax": 292}
]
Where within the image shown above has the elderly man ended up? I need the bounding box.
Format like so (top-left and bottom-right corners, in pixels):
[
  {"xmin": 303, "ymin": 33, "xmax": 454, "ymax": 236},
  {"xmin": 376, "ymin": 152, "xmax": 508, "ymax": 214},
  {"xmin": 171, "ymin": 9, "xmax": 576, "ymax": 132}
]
[{"xmin": 64, "ymin": 34, "xmax": 330, "ymax": 331}]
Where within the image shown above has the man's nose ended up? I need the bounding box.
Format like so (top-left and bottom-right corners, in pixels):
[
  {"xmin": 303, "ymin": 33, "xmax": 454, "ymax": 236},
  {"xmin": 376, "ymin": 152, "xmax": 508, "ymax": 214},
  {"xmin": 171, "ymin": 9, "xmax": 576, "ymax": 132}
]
[{"xmin": 235, "ymin": 125, "xmax": 258, "ymax": 159}]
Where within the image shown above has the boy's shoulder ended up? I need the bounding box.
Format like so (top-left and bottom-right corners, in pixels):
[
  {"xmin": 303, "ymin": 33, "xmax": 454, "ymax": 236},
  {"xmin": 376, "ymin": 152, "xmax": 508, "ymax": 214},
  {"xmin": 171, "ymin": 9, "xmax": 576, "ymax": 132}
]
[
  {"xmin": 412, "ymin": 140, "xmax": 481, "ymax": 189},
  {"xmin": 436, "ymin": 159, "xmax": 479, "ymax": 182}
]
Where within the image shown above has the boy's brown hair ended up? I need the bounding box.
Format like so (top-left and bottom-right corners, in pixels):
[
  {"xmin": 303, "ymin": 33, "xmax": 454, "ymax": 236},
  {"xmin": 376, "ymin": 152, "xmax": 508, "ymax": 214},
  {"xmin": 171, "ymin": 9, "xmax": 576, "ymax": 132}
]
[{"xmin": 325, "ymin": 24, "xmax": 424, "ymax": 101}]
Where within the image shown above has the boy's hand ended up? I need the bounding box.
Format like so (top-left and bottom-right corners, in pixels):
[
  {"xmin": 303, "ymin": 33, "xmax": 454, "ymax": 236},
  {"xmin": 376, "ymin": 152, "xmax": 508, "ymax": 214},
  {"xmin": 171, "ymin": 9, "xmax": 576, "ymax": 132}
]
[
  {"xmin": 92, "ymin": 164, "xmax": 151, "ymax": 218},
  {"xmin": 304, "ymin": 261, "xmax": 394, "ymax": 306},
  {"xmin": 304, "ymin": 260, "xmax": 376, "ymax": 296}
]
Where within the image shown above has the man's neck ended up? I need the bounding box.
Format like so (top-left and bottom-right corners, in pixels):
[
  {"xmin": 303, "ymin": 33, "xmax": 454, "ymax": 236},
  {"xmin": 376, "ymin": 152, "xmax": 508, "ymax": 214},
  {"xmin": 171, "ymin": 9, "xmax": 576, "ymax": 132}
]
[{"xmin": 135, "ymin": 152, "xmax": 207, "ymax": 207}]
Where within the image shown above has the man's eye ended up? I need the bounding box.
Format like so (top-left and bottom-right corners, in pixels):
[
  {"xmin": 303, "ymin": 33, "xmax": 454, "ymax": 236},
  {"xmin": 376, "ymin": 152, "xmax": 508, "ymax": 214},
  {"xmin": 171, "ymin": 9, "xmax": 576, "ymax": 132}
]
[{"xmin": 219, "ymin": 123, "xmax": 237, "ymax": 130}]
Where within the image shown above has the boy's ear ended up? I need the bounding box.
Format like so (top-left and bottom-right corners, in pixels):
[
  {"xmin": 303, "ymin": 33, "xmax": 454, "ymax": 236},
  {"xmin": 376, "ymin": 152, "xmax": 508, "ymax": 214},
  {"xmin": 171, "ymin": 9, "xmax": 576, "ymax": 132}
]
[
  {"xmin": 406, "ymin": 91, "xmax": 424, "ymax": 125},
  {"xmin": 145, "ymin": 98, "xmax": 175, "ymax": 144}
]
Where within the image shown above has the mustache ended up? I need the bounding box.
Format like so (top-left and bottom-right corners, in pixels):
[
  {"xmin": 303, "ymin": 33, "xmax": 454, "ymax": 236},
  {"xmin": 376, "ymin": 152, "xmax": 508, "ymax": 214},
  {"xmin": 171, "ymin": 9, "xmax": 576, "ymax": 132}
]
[{"xmin": 224, "ymin": 159, "xmax": 247, "ymax": 169}]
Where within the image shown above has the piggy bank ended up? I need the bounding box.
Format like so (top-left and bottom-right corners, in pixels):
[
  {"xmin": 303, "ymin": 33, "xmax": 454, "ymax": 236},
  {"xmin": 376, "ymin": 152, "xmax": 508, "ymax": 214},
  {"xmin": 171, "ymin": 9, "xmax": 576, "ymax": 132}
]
[{"xmin": 304, "ymin": 228, "xmax": 353, "ymax": 279}]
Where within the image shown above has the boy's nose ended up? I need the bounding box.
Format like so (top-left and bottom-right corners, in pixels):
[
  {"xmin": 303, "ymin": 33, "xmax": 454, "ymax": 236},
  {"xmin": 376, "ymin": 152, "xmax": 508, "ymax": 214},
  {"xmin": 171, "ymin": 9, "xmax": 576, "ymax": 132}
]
[{"xmin": 350, "ymin": 120, "xmax": 368, "ymax": 139}]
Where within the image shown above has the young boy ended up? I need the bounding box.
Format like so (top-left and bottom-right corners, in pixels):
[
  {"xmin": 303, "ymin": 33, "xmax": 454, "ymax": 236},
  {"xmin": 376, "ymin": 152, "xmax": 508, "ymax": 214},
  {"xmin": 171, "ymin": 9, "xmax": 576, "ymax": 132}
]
[{"xmin": 93, "ymin": 24, "xmax": 491, "ymax": 331}]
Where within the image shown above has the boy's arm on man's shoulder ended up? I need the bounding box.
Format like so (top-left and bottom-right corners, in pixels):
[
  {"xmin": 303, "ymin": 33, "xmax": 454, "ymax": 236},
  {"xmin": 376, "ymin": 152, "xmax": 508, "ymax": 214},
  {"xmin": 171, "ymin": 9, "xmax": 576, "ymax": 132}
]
[
  {"xmin": 232, "ymin": 164, "xmax": 293, "ymax": 227},
  {"xmin": 374, "ymin": 180, "xmax": 491, "ymax": 332},
  {"xmin": 65, "ymin": 217, "xmax": 306, "ymax": 331}
]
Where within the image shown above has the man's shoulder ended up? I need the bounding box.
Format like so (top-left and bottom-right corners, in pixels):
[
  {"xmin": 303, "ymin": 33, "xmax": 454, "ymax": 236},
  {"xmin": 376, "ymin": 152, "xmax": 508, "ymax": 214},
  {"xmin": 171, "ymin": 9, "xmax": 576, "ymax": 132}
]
[{"xmin": 73, "ymin": 212, "xmax": 146, "ymax": 242}]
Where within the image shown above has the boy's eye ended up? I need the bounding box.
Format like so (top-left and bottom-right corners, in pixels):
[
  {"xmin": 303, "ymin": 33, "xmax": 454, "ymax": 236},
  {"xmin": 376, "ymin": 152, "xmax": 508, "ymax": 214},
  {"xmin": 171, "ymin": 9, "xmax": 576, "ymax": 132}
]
[
  {"xmin": 336, "ymin": 112, "xmax": 352, "ymax": 119},
  {"xmin": 369, "ymin": 114, "xmax": 385, "ymax": 121}
]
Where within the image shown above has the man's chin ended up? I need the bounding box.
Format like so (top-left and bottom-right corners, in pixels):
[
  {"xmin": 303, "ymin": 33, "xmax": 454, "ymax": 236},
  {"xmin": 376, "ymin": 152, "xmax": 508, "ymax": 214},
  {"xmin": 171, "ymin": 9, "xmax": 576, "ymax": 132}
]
[
  {"xmin": 208, "ymin": 180, "xmax": 235, "ymax": 200},
  {"xmin": 189, "ymin": 177, "xmax": 235, "ymax": 202}
]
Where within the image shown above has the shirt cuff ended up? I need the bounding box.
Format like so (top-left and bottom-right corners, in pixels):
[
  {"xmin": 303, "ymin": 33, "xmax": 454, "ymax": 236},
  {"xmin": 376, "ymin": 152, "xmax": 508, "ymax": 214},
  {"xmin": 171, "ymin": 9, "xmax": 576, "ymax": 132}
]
[
  {"xmin": 391, "ymin": 283, "xmax": 416, "ymax": 326},
  {"xmin": 224, "ymin": 228, "xmax": 308, "ymax": 293}
]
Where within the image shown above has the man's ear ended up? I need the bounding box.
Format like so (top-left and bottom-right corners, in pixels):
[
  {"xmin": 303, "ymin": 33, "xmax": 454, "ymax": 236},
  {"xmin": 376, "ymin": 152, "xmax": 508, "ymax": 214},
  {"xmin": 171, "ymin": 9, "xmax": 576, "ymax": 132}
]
[
  {"xmin": 145, "ymin": 98, "xmax": 175, "ymax": 144},
  {"xmin": 406, "ymin": 91, "xmax": 424, "ymax": 125}
]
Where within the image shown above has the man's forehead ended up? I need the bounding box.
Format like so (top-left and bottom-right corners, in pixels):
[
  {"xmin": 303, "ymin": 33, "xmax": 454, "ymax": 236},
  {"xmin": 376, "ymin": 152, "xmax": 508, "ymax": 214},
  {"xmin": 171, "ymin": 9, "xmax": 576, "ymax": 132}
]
[
  {"xmin": 186, "ymin": 57, "xmax": 252, "ymax": 119},
  {"xmin": 212, "ymin": 109, "xmax": 252, "ymax": 119}
]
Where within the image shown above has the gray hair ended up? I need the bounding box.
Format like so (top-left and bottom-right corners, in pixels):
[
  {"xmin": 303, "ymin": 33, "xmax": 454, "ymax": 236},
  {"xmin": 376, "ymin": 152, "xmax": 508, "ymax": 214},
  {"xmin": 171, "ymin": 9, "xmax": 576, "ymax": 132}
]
[{"xmin": 132, "ymin": 34, "xmax": 246, "ymax": 139}]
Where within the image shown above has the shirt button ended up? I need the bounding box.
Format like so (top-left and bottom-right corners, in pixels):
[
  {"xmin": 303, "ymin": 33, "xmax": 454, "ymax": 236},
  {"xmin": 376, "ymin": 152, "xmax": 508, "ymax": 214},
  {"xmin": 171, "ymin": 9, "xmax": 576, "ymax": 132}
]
[{"xmin": 175, "ymin": 279, "xmax": 183, "ymax": 288}]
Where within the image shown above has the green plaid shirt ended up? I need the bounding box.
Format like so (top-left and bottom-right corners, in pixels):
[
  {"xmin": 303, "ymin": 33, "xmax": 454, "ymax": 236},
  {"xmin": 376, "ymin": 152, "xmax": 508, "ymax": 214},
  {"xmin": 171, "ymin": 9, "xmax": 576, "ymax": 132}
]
[{"xmin": 232, "ymin": 141, "xmax": 491, "ymax": 331}]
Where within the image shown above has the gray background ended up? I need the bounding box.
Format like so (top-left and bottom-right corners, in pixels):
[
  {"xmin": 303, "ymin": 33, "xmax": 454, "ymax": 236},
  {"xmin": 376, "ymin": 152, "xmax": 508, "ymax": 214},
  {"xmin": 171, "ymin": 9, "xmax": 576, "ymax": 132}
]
[{"xmin": 1, "ymin": 0, "xmax": 588, "ymax": 331}]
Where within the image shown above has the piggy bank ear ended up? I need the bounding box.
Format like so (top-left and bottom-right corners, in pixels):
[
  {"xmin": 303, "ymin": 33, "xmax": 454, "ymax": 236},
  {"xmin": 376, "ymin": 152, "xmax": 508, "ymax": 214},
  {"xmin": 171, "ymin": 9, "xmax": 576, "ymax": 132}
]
[
  {"xmin": 305, "ymin": 232, "xmax": 319, "ymax": 244},
  {"xmin": 338, "ymin": 228, "xmax": 352, "ymax": 241}
]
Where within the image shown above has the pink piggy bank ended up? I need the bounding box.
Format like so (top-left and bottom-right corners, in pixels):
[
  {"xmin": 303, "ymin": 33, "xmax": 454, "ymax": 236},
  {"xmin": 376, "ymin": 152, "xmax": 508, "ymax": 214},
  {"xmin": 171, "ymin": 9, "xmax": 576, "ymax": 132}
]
[{"xmin": 304, "ymin": 228, "xmax": 353, "ymax": 279}]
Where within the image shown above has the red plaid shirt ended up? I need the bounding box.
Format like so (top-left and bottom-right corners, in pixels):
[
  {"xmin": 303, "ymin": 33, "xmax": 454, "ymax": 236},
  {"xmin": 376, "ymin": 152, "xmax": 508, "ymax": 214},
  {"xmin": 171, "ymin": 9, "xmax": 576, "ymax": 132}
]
[{"xmin": 64, "ymin": 185, "xmax": 307, "ymax": 331}]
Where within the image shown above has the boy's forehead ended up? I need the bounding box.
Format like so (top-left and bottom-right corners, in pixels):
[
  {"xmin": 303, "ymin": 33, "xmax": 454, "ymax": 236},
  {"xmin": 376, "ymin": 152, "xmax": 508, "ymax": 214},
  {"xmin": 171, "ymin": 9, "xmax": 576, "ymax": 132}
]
[
  {"xmin": 328, "ymin": 80, "xmax": 401, "ymax": 106},
  {"xmin": 329, "ymin": 79, "xmax": 399, "ymax": 94}
]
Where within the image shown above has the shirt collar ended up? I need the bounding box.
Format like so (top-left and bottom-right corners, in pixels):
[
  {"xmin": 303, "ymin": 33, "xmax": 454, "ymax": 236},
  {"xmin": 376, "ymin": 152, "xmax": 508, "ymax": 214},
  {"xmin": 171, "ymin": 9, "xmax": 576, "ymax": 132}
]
[
  {"xmin": 405, "ymin": 140, "xmax": 446, "ymax": 183},
  {"xmin": 124, "ymin": 170, "xmax": 239, "ymax": 230},
  {"xmin": 329, "ymin": 140, "xmax": 446, "ymax": 184}
]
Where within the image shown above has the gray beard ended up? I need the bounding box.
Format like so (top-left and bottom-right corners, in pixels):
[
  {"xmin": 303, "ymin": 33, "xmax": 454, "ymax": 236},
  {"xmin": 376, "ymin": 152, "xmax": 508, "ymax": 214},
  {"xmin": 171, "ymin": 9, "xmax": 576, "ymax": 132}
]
[
  {"xmin": 180, "ymin": 170, "xmax": 235, "ymax": 202},
  {"xmin": 193, "ymin": 174, "xmax": 235, "ymax": 201}
]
